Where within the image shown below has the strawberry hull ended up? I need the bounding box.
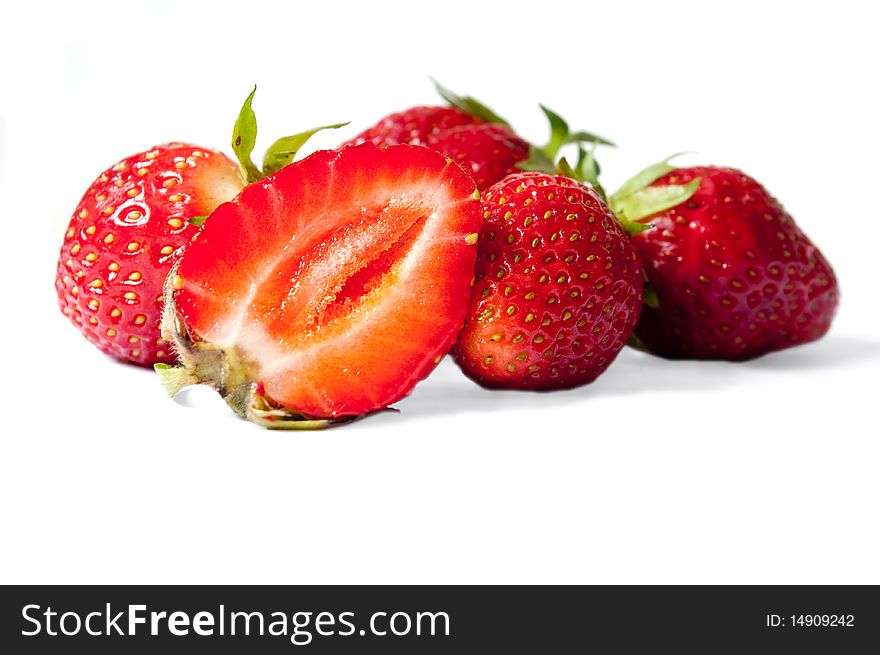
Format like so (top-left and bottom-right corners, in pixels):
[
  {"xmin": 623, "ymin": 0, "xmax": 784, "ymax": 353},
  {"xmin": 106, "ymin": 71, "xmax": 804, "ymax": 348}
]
[{"xmin": 165, "ymin": 144, "xmax": 482, "ymax": 423}]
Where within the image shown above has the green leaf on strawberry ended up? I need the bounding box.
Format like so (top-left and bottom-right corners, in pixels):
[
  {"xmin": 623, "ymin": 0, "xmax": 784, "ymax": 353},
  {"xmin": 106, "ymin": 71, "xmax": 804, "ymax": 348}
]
[
  {"xmin": 611, "ymin": 177, "xmax": 702, "ymax": 223},
  {"xmin": 611, "ymin": 153, "xmax": 688, "ymax": 201},
  {"xmin": 432, "ymin": 78, "xmax": 511, "ymax": 126},
  {"xmin": 232, "ymin": 86, "xmax": 348, "ymax": 183},
  {"xmin": 609, "ymin": 154, "xmax": 701, "ymax": 223},
  {"xmin": 539, "ymin": 104, "xmax": 614, "ymax": 161},
  {"xmin": 574, "ymin": 144, "xmax": 605, "ymax": 200},
  {"xmin": 518, "ymin": 147, "xmax": 557, "ymax": 174},
  {"xmin": 232, "ymin": 86, "xmax": 263, "ymax": 183},
  {"xmin": 566, "ymin": 130, "xmax": 615, "ymax": 147},
  {"xmin": 262, "ymin": 122, "xmax": 350, "ymax": 176},
  {"xmin": 431, "ymin": 81, "xmax": 613, "ymax": 181},
  {"xmin": 540, "ymin": 104, "xmax": 570, "ymax": 160}
]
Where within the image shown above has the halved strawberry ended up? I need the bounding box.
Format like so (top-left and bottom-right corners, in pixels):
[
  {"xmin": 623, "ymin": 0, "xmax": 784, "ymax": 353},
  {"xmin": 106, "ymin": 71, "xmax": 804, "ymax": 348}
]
[{"xmin": 158, "ymin": 143, "xmax": 482, "ymax": 427}]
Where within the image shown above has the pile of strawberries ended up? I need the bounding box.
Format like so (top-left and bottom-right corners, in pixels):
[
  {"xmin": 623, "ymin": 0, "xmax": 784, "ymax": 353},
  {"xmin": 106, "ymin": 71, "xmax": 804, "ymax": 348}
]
[{"xmin": 55, "ymin": 85, "xmax": 839, "ymax": 428}]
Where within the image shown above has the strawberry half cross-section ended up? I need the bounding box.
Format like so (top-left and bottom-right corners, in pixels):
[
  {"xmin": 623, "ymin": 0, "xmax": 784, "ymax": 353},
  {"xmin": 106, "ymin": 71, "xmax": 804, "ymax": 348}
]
[{"xmin": 158, "ymin": 143, "xmax": 483, "ymax": 428}]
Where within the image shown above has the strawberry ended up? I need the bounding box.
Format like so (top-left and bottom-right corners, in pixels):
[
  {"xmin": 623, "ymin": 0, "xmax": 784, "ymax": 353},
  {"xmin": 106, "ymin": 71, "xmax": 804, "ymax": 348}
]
[
  {"xmin": 156, "ymin": 143, "xmax": 483, "ymax": 427},
  {"xmin": 55, "ymin": 143, "xmax": 243, "ymax": 366},
  {"xmin": 342, "ymin": 82, "xmax": 610, "ymax": 191},
  {"xmin": 426, "ymin": 123, "xmax": 529, "ymax": 191},
  {"xmin": 609, "ymin": 161, "xmax": 839, "ymax": 359},
  {"xmin": 453, "ymin": 170, "xmax": 644, "ymax": 390},
  {"xmin": 342, "ymin": 105, "xmax": 480, "ymax": 147},
  {"xmin": 55, "ymin": 88, "xmax": 345, "ymax": 366}
]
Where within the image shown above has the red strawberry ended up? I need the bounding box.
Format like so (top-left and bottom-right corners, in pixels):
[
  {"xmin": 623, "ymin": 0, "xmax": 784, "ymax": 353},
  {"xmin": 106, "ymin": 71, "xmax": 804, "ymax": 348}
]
[
  {"xmin": 55, "ymin": 143, "xmax": 244, "ymax": 366},
  {"xmin": 344, "ymin": 104, "xmax": 526, "ymax": 191},
  {"xmin": 610, "ymin": 163, "xmax": 839, "ymax": 359},
  {"xmin": 55, "ymin": 87, "xmax": 346, "ymax": 366},
  {"xmin": 342, "ymin": 82, "xmax": 609, "ymax": 191},
  {"xmin": 157, "ymin": 143, "xmax": 482, "ymax": 426},
  {"xmin": 342, "ymin": 105, "xmax": 480, "ymax": 147},
  {"xmin": 454, "ymin": 171, "xmax": 644, "ymax": 390},
  {"xmin": 427, "ymin": 123, "xmax": 529, "ymax": 191}
]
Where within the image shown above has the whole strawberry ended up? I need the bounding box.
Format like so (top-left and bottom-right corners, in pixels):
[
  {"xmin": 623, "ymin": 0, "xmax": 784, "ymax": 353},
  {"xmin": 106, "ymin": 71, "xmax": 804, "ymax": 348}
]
[
  {"xmin": 342, "ymin": 82, "xmax": 608, "ymax": 190},
  {"xmin": 454, "ymin": 171, "xmax": 644, "ymax": 390},
  {"xmin": 342, "ymin": 105, "xmax": 480, "ymax": 147},
  {"xmin": 55, "ymin": 143, "xmax": 243, "ymax": 365},
  {"xmin": 55, "ymin": 87, "xmax": 346, "ymax": 366},
  {"xmin": 427, "ymin": 123, "xmax": 529, "ymax": 191},
  {"xmin": 610, "ymin": 163, "xmax": 839, "ymax": 359},
  {"xmin": 343, "ymin": 103, "xmax": 526, "ymax": 191}
]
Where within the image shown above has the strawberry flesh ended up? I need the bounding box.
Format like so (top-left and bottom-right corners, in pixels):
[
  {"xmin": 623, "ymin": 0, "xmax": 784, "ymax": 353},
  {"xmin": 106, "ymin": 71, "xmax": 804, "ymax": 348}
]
[{"xmin": 172, "ymin": 143, "xmax": 482, "ymax": 419}]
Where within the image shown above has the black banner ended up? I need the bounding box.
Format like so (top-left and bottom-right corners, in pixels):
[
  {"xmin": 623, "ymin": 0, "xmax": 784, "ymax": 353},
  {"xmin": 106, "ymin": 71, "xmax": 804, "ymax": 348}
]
[{"xmin": 1, "ymin": 585, "xmax": 877, "ymax": 653}]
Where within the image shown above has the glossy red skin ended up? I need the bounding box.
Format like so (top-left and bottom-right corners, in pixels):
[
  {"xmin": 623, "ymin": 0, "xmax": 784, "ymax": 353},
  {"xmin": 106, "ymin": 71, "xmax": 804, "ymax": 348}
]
[
  {"xmin": 454, "ymin": 172, "xmax": 644, "ymax": 390},
  {"xmin": 174, "ymin": 143, "xmax": 482, "ymax": 419},
  {"xmin": 343, "ymin": 105, "xmax": 529, "ymax": 190},
  {"xmin": 428, "ymin": 123, "xmax": 529, "ymax": 191},
  {"xmin": 55, "ymin": 143, "xmax": 243, "ymax": 366},
  {"xmin": 632, "ymin": 167, "xmax": 839, "ymax": 360},
  {"xmin": 342, "ymin": 106, "xmax": 481, "ymax": 147}
]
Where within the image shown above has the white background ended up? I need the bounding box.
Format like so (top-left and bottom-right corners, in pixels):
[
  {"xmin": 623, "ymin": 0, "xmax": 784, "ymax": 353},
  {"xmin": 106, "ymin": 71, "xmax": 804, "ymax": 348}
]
[{"xmin": 1, "ymin": 0, "xmax": 878, "ymax": 584}]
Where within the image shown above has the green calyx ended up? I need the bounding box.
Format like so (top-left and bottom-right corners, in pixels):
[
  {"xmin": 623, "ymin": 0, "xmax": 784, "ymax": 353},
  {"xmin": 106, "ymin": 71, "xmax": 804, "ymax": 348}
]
[
  {"xmin": 554, "ymin": 141, "xmax": 607, "ymax": 200},
  {"xmin": 232, "ymin": 86, "xmax": 349, "ymax": 184},
  {"xmin": 518, "ymin": 106, "xmax": 615, "ymax": 180},
  {"xmin": 154, "ymin": 363, "xmax": 198, "ymax": 397},
  {"xmin": 155, "ymin": 264, "xmax": 253, "ymax": 415},
  {"xmin": 537, "ymin": 104, "xmax": 614, "ymax": 162},
  {"xmin": 432, "ymin": 80, "xmax": 613, "ymax": 187},
  {"xmin": 155, "ymin": 263, "xmax": 351, "ymax": 431},
  {"xmin": 157, "ymin": 356, "xmax": 350, "ymax": 430},
  {"xmin": 432, "ymin": 78, "xmax": 510, "ymax": 126},
  {"xmin": 246, "ymin": 392, "xmax": 353, "ymax": 430},
  {"xmin": 643, "ymin": 282, "xmax": 660, "ymax": 309},
  {"xmin": 608, "ymin": 154, "xmax": 701, "ymax": 230},
  {"xmin": 608, "ymin": 154, "xmax": 704, "ymax": 314}
]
